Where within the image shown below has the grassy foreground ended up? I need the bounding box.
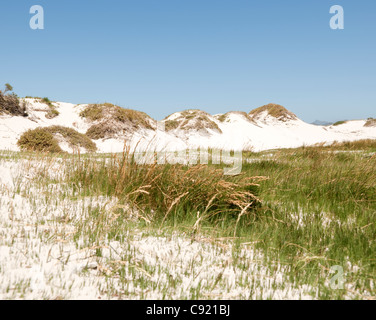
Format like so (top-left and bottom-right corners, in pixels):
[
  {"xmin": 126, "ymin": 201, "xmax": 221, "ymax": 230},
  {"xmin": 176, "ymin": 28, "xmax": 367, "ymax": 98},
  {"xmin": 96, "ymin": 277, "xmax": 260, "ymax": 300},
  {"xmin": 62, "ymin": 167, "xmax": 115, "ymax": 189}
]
[
  {"xmin": 241, "ymin": 145, "xmax": 376, "ymax": 299},
  {"xmin": 0, "ymin": 141, "xmax": 375, "ymax": 299}
]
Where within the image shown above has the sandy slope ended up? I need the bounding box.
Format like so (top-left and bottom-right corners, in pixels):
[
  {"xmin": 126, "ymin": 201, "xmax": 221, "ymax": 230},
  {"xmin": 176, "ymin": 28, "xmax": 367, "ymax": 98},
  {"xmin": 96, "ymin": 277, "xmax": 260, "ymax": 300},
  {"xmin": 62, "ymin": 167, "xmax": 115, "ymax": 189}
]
[{"xmin": 1, "ymin": 99, "xmax": 375, "ymax": 153}]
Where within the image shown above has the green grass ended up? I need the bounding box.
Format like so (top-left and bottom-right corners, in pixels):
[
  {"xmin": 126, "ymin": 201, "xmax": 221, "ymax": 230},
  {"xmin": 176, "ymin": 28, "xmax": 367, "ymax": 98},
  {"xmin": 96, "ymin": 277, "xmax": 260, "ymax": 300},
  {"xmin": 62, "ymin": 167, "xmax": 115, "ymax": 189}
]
[{"xmin": 235, "ymin": 147, "xmax": 376, "ymax": 298}]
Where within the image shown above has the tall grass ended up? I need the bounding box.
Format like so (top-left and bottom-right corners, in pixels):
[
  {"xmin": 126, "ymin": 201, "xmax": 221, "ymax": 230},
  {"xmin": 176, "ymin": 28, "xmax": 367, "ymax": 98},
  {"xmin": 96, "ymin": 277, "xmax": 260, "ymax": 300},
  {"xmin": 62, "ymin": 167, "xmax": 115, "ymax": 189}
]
[{"xmin": 67, "ymin": 149, "xmax": 265, "ymax": 224}]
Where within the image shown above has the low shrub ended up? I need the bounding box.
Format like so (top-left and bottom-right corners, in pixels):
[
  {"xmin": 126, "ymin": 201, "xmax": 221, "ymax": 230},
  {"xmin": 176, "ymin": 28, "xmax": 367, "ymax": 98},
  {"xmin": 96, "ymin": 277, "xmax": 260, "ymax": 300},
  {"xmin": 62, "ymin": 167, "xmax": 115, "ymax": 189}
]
[
  {"xmin": 17, "ymin": 128, "xmax": 63, "ymax": 153},
  {"xmin": 17, "ymin": 126, "xmax": 96, "ymax": 153}
]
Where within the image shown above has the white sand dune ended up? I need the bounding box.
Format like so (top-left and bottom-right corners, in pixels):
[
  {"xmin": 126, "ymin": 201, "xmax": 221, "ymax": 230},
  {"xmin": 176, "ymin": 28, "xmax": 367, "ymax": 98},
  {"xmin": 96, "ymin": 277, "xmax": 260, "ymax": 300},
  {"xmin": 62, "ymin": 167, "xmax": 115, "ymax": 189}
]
[{"xmin": 1, "ymin": 99, "xmax": 375, "ymax": 153}]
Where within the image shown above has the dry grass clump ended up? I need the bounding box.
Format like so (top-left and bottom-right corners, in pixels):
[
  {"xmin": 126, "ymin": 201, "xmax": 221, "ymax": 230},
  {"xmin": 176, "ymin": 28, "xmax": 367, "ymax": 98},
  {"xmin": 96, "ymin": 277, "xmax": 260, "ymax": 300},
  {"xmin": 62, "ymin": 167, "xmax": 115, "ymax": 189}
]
[
  {"xmin": 164, "ymin": 119, "xmax": 180, "ymax": 131},
  {"xmin": 164, "ymin": 110, "xmax": 222, "ymax": 133},
  {"xmin": 86, "ymin": 123, "xmax": 119, "ymax": 140},
  {"xmin": 217, "ymin": 114, "xmax": 227, "ymax": 122},
  {"xmin": 249, "ymin": 103, "xmax": 297, "ymax": 121},
  {"xmin": 80, "ymin": 103, "xmax": 155, "ymax": 139},
  {"xmin": 364, "ymin": 118, "xmax": 376, "ymax": 127},
  {"xmin": 17, "ymin": 126, "xmax": 96, "ymax": 153},
  {"xmin": 71, "ymin": 151, "xmax": 265, "ymax": 222},
  {"xmin": 114, "ymin": 108, "xmax": 154, "ymax": 130}
]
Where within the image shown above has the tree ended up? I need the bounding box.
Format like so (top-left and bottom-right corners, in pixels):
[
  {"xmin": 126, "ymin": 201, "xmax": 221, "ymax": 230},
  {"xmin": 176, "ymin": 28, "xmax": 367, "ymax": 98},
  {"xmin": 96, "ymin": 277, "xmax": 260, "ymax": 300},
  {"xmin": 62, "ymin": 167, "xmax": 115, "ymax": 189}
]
[{"xmin": 4, "ymin": 83, "xmax": 13, "ymax": 93}]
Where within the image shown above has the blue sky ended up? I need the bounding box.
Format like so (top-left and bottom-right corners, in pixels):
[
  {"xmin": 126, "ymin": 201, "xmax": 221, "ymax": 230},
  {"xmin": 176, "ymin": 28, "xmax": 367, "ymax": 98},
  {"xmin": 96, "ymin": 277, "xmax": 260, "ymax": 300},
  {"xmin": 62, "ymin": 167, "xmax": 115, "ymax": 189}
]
[{"xmin": 1, "ymin": 0, "xmax": 375, "ymax": 122}]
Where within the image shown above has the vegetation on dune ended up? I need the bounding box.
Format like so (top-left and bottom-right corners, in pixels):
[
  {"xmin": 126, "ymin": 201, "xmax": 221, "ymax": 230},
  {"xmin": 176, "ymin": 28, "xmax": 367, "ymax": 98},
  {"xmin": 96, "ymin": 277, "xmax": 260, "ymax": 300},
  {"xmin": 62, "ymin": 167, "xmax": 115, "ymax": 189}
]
[
  {"xmin": 249, "ymin": 103, "xmax": 297, "ymax": 121},
  {"xmin": 217, "ymin": 114, "xmax": 227, "ymax": 122},
  {"xmin": 163, "ymin": 110, "xmax": 222, "ymax": 133},
  {"xmin": 46, "ymin": 125, "xmax": 97, "ymax": 152},
  {"xmin": 0, "ymin": 83, "xmax": 28, "ymax": 117},
  {"xmin": 114, "ymin": 107, "xmax": 153, "ymax": 129},
  {"xmin": 24, "ymin": 96, "xmax": 60, "ymax": 118},
  {"xmin": 17, "ymin": 126, "xmax": 96, "ymax": 153},
  {"xmin": 85, "ymin": 123, "xmax": 119, "ymax": 140},
  {"xmin": 364, "ymin": 118, "xmax": 376, "ymax": 127},
  {"xmin": 79, "ymin": 103, "xmax": 102, "ymax": 121},
  {"xmin": 164, "ymin": 119, "xmax": 180, "ymax": 131},
  {"xmin": 42, "ymin": 97, "xmax": 60, "ymax": 119},
  {"xmin": 80, "ymin": 103, "xmax": 154, "ymax": 128},
  {"xmin": 332, "ymin": 120, "xmax": 347, "ymax": 126},
  {"xmin": 217, "ymin": 111, "xmax": 254, "ymax": 123},
  {"xmin": 80, "ymin": 103, "xmax": 155, "ymax": 139}
]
